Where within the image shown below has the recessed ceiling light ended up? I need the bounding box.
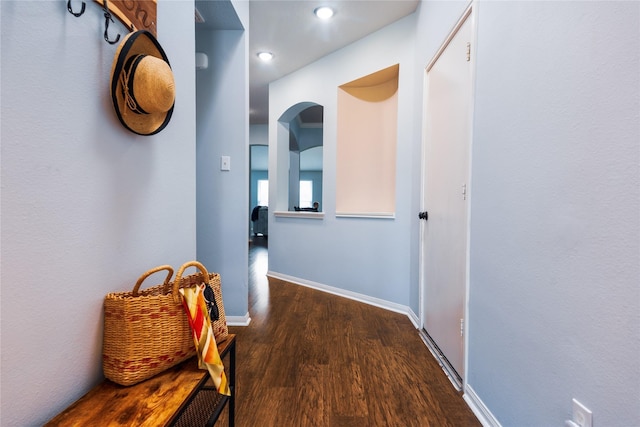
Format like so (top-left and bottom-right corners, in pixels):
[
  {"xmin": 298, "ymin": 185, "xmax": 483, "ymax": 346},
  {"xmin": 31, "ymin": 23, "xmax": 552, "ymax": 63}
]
[
  {"xmin": 257, "ymin": 51, "xmax": 274, "ymax": 61},
  {"xmin": 314, "ymin": 6, "xmax": 334, "ymax": 20}
]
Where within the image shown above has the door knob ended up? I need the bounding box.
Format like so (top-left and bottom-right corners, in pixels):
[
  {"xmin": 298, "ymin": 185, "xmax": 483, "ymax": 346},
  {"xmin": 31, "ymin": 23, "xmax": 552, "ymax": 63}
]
[{"xmin": 418, "ymin": 211, "xmax": 428, "ymax": 221}]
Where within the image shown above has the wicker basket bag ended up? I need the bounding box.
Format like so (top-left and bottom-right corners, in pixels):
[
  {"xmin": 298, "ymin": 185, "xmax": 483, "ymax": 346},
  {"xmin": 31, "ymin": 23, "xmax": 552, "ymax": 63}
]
[
  {"xmin": 102, "ymin": 265, "xmax": 196, "ymax": 386},
  {"xmin": 174, "ymin": 261, "xmax": 228, "ymax": 343}
]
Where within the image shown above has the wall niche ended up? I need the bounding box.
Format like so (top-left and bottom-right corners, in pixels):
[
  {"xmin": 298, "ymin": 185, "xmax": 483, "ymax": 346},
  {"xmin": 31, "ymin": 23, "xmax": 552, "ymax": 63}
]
[{"xmin": 336, "ymin": 64, "xmax": 399, "ymax": 217}]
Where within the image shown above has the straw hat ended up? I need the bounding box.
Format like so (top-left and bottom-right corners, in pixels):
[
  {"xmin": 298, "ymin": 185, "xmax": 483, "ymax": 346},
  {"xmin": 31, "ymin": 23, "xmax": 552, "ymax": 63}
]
[{"xmin": 110, "ymin": 30, "xmax": 175, "ymax": 135}]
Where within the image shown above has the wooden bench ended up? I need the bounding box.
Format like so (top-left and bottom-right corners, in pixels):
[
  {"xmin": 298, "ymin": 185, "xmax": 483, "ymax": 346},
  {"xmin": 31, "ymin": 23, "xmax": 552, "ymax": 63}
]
[{"xmin": 46, "ymin": 334, "xmax": 236, "ymax": 427}]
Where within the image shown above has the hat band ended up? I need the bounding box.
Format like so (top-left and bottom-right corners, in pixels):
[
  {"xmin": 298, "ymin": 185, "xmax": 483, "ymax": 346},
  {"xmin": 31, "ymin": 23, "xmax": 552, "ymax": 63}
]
[{"xmin": 120, "ymin": 54, "xmax": 149, "ymax": 115}]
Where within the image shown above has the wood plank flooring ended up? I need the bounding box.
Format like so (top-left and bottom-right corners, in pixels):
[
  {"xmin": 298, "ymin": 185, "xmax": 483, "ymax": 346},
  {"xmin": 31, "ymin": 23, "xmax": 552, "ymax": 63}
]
[{"xmin": 217, "ymin": 239, "xmax": 480, "ymax": 426}]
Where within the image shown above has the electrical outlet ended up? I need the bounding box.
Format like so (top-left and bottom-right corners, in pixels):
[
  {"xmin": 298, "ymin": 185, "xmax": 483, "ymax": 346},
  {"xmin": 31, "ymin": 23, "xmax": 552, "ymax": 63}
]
[{"xmin": 572, "ymin": 398, "xmax": 593, "ymax": 427}]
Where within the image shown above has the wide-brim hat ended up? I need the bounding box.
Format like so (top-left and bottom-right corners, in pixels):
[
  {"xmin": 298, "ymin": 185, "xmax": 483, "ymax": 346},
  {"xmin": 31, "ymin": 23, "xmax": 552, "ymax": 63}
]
[{"xmin": 110, "ymin": 30, "xmax": 175, "ymax": 136}]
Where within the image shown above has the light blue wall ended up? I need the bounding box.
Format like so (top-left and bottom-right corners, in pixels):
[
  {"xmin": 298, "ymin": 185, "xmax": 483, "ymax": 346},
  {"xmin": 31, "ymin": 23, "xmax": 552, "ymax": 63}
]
[
  {"xmin": 298, "ymin": 126, "xmax": 323, "ymax": 150},
  {"xmin": 250, "ymin": 123, "xmax": 269, "ymax": 147},
  {"xmin": 291, "ymin": 123, "xmax": 323, "ymax": 151},
  {"xmin": 415, "ymin": 1, "xmax": 639, "ymax": 425},
  {"xmin": 268, "ymin": 13, "xmax": 417, "ymax": 306},
  {"xmin": 195, "ymin": 5, "xmax": 249, "ymax": 318},
  {"xmin": 464, "ymin": 2, "xmax": 640, "ymax": 425},
  {"xmin": 0, "ymin": 1, "xmax": 196, "ymax": 425}
]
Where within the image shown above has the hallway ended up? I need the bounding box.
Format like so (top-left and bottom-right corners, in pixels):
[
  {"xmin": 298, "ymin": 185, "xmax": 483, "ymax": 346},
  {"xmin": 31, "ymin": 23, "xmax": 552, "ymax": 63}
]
[
  {"xmin": 247, "ymin": 236, "xmax": 269, "ymax": 320},
  {"xmin": 216, "ymin": 238, "xmax": 480, "ymax": 426}
]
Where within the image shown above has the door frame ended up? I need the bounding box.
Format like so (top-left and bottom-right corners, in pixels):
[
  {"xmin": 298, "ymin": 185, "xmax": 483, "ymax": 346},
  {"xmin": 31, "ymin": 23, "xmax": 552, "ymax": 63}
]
[{"xmin": 418, "ymin": 2, "xmax": 478, "ymax": 391}]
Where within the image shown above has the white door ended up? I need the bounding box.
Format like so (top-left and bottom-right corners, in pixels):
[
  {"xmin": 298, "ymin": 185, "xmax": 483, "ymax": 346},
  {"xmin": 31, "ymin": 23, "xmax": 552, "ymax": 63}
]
[{"xmin": 421, "ymin": 7, "xmax": 473, "ymax": 382}]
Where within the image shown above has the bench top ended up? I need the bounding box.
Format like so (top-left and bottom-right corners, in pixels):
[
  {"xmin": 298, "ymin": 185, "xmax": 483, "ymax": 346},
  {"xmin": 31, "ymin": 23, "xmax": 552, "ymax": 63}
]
[{"xmin": 46, "ymin": 334, "xmax": 235, "ymax": 427}]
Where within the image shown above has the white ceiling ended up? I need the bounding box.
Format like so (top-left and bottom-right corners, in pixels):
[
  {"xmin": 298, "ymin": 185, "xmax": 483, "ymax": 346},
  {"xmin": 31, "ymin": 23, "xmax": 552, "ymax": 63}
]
[{"xmin": 195, "ymin": 0, "xmax": 419, "ymax": 125}]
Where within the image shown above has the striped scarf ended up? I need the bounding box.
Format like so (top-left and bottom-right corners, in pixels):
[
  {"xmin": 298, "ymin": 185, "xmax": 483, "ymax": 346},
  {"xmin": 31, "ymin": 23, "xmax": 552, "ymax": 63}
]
[{"xmin": 180, "ymin": 284, "xmax": 230, "ymax": 396}]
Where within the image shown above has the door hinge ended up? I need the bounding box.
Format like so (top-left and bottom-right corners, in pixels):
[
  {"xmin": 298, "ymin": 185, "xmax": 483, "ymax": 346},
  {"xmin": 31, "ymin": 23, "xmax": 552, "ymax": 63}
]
[
  {"xmin": 466, "ymin": 42, "xmax": 471, "ymax": 62},
  {"xmin": 460, "ymin": 318, "xmax": 464, "ymax": 337}
]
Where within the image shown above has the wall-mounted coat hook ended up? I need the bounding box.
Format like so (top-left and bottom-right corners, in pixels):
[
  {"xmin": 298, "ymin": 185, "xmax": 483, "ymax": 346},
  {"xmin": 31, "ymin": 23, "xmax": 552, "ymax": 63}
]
[
  {"xmin": 102, "ymin": 0, "xmax": 121, "ymax": 44},
  {"xmin": 67, "ymin": 0, "xmax": 85, "ymax": 17},
  {"xmin": 67, "ymin": 0, "xmax": 151, "ymax": 43}
]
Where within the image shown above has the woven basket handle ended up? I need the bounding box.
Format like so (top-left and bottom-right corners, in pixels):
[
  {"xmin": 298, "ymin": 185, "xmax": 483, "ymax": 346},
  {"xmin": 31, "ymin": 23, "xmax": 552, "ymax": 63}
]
[
  {"xmin": 131, "ymin": 265, "xmax": 174, "ymax": 296},
  {"xmin": 173, "ymin": 260, "xmax": 210, "ymax": 302}
]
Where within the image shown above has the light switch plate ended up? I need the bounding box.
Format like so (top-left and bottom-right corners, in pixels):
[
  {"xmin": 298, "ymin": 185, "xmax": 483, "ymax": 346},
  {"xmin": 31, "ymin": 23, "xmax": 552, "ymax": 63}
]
[{"xmin": 220, "ymin": 156, "xmax": 231, "ymax": 171}]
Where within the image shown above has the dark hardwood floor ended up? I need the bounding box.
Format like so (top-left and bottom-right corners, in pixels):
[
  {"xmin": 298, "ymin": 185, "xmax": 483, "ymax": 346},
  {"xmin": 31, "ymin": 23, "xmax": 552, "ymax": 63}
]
[{"xmin": 217, "ymin": 237, "xmax": 480, "ymax": 426}]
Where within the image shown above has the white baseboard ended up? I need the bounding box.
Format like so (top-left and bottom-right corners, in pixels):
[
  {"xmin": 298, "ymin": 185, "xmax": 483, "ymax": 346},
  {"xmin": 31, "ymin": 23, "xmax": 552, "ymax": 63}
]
[
  {"xmin": 226, "ymin": 312, "xmax": 251, "ymax": 326},
  {"xmin": 464, "ymin": 384, "xmax": 502, "ymax": 427},
  {"xmin": 407, "ymin": 308, "xmax": 420, "ymax": 329},
  {"xmin": 266, "ymin": 270, "xmax": 414, "ymax": 323}
]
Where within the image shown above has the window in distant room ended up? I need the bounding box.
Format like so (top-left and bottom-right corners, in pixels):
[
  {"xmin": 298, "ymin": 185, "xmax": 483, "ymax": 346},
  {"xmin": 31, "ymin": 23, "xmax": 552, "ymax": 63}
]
[
  {"xmin": 299, "ymin": 180, "xmax": 313, "ymax": 208},
  {"xmin": 257, "ymin": 180, "xmax": 269, "ymax": 206}
]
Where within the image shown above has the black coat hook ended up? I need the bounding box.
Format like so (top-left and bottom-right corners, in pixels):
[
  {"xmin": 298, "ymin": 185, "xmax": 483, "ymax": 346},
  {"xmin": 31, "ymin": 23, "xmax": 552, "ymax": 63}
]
[
  {"xmin": 103, "ymin": 0, "xmax": 121, "ymax": 45},
  {"xmin": 67, "ymin": 0, "xmax": 85, "ymax": 17},
  {"xmin": 103, "ymin": 14, "xmax": 121, "ymax": 44}
]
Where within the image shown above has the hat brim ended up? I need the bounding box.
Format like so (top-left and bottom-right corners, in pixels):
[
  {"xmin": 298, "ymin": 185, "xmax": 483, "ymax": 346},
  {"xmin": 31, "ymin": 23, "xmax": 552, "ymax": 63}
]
[{"xmin": 110, "ymin": 30, "xmax": 174, "ymax": 136}]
